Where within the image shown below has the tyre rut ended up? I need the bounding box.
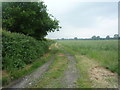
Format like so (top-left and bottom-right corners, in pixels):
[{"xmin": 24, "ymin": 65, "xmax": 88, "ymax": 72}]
[
  {"xmin": 6, "ymin": 56, "xmax": 54, "ymax": 88},
  {"xmin": 61, "ymin": 50, "xmax": 79, "ymax": 88}
]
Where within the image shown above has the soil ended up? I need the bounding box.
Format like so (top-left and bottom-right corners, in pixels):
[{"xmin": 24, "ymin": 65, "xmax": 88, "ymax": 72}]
[
  {"xmin": 79, "ymin": 55, "xmax": 118, "ymax": 88},
  {"xmin": 90, "ymin": 66, "xmax": 118, "ymax": 88},
  {"xmin": 58, "ymin": 53, "xmax": 65, "ymax": 56}
]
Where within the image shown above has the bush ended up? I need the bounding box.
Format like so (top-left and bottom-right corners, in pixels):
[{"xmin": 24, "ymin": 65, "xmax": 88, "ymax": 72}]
[{"xmin": 2, "ymin": 30, "xmax": 53, "ymax": 70}]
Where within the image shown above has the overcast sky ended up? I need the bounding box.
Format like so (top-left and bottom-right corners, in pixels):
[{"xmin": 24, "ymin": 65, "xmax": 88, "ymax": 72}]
[{"xmin": 43, "ymin": 0, "xmax": 118, "ymax": 39}]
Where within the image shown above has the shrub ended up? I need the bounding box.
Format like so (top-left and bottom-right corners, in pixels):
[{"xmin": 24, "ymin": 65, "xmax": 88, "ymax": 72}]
[{"xmin": 2, "ymin": 30, "xmax": 53, "ymax": 70}]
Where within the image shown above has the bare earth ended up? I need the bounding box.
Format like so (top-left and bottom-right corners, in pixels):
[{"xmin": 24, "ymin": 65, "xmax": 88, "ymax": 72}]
[{"xmin": 79, "ymin": 55, "xmax": 118, "ymax": 88}]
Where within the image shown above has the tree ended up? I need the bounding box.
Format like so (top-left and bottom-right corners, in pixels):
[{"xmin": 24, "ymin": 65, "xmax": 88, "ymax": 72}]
[
  {"xmin": 92, "ymin": 35, "xmax": 97, "ymax": 40},
  {"xmin": 106, "ymin": 35, "xmax": 110, "ymax": 40},
  {"xmin": 74, "ymin": 37, "xmax": 78, "ymax": 40},
  {"xmin": 2, "ymin": 2, "xmax": 61, "ymax": 40},
  {"xmin": 61, "ymin": 38, "xmax": 64, "ymax": 40},
  {"xmin": 114, "ymin": 34, "xmax": 119, "ymax": 39},
  {"xmin": 96, "ymin": 36, "xmax": 100, "ymax": 40}
]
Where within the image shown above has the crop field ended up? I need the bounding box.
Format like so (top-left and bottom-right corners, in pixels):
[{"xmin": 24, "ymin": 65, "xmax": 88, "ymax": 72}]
[{"xmin": 57, "ymin": 40, "xmax": 119, "ymax": 75}]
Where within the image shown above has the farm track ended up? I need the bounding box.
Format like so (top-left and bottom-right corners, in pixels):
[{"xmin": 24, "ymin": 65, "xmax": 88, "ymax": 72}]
[
  {"xmin": 6, "ymin": 56, "xmax": 54, "ymax": 88},
  {"xmin": 29, "ymin": 43, "xmax": 79, "ymax": 88},
  {"xmin": 58, "ymin": 44, "xmax": 79, "ymax": 88},
  {"xmin": 61, "ymin": 52, "xmax": 79, "ymax": 88},
  {"xmin": 30, "ymin": 43, "xmax": 79, "ymax": 88}
]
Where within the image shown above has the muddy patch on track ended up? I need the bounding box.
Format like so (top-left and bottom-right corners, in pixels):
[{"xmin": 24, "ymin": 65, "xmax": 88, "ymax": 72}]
[{"xmin": 58, "ymin": 53, "xmax": 65, "ymax": 56}]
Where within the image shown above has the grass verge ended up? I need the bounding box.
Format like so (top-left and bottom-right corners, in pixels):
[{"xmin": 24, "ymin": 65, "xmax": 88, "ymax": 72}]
[{"xmin": 2, "ymin": 52, "xmax": 52, "ymax": 86}]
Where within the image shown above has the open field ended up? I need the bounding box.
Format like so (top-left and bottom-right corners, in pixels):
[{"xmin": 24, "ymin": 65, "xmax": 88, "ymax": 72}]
[{"xmin": 57, "ymin": 40, "xmax": 119, "ymax": 75}]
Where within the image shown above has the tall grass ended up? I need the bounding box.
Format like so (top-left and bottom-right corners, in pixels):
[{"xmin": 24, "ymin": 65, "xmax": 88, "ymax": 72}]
[{"xmin": 58, "ymin": 40, "xmax": 119, "ymax": 75}]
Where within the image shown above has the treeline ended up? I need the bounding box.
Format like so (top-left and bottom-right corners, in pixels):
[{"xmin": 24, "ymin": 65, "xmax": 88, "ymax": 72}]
[{"xmin": 58, "ymin": 34, "xmax": 120, "ymax": 40}]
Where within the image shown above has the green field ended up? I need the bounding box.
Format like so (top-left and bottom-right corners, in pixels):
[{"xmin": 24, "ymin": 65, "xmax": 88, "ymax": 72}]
[{"xmin": 57, "ymin": 40, "xmax": 119, "ymax": 75}]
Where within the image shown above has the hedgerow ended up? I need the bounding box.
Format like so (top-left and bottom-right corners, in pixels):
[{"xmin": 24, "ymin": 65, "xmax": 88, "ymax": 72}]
[{"xmin": 2, "ymin": 30, "xmax": 53, "ymax": 70}]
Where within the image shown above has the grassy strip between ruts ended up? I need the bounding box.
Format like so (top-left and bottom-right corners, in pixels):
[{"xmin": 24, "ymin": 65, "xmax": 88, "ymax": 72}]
[
  {"xmin": 58, "ymin": 44, "xmax": 92, "ymax": 88},
  {"xmin": 75, "ymin": 55, "xmax": 92, "ymax": 88},
  {"xmin": 2, "ymin": 51, "xmax": 53, "ymax": 87},
  {"xmin": 29, "ymin": 47, "xmax": 68, "ymax": 88}
]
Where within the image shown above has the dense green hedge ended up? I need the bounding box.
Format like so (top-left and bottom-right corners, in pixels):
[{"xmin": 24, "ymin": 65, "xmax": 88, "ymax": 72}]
[{"xmin": 2, "ymin": 30, "xmax": 53, "ymax": 70}]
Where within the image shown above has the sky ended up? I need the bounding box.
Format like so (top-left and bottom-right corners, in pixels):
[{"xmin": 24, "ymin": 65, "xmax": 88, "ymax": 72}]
[{"xmin": 43, "ymin": 0, "xmax": 118, "ymax": 39}]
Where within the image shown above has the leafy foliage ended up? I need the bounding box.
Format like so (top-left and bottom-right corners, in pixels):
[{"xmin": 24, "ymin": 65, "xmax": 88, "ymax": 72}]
[
  {"xmin": 2, "ymin": 30, "xmax": 53, "ymax": 70},
  {"xmin": 2, "ymin": 2, "xmax": 61, "ymax": 40}
]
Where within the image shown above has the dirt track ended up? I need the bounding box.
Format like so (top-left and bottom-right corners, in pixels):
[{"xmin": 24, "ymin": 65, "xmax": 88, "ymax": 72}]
[
  {"xmin": 6, "ymin": 56, "xmax": 54, "ymax": 88},
  {"xmin": 62, "ymin": 53, "xmax": 79, "ymax": 88},
  {"xmin": 6, "ymin": 43, "xmax": 79, "ymax": 88}
]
